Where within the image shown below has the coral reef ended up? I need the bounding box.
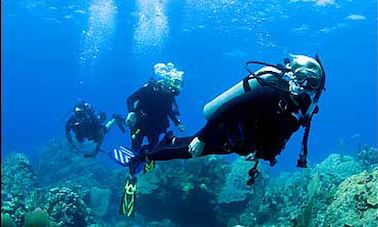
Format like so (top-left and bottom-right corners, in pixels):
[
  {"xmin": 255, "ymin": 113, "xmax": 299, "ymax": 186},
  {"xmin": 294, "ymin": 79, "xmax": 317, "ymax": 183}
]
[
  {"xmin": 2, "ymin": 138, "xmax": 377, "ymax": 226},
  {"xmin": 1, "ymin": 213, "xmax": 16, "ymax": 227},
  {"xmin": 88, "ymin": 186, "xmax": 111, "ymax": 217},
  {"xmin": 24, "ymin": 208, "xmax": 50, "ymax": 227},
  {"xmin": 1, "ymin": 153, "xmax": 42, "ymax": 226},
  {"xmin": 356, "ymin": 144, "xmax": 378, "ymax": 169},
  {"xmin": 137, "ymin": 156, "xmax": 229, "ymax": 226},
  {"xmin": 1, "ymin": 153, "xmax": 38, "ymax": 196},
  {"xmin": 227, "ymin": 169, "xmax": 309, "ymax": 226},
  {"xmin": 146, "ymin": 219, "xmax": 177, "ymax": 227},
  {"xmin": 324, "ymin": 167, "xmax": 378, "ymax": 226},
  {"xmin": 295, "ymin": 169, "xmax": 321, "ymax": 227},
  {"xmin": 217, "ymin": 157, "xmax": 253, "ymax": 204},
  {"xmin": 316, "ymin": 153, "xmax": 363, "ymax": 185},
  {"xmin": 309, "ymin": 154, "xmax": 365, "ymax": 226},
  {"xmin": 46, "ymin": 187, "xmax": 94, "ymax": 227},
  {"xmin": 1, "ymin": 152, "xmax": 96, "ymax": 227},
  {"xmin": 225, "ymin": 152, "xmax": 377, "ymax": 227}
]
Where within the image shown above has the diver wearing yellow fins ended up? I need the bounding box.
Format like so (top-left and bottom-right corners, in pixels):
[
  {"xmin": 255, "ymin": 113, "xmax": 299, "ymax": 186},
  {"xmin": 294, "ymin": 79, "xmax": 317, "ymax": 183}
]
[
  {"xmin": 125, "ymin": 62, "xmax": 186, "ymax": 151},
  {"xmin": 111, "ymin": 54, "xmax": 325, "ymax": 216},
  {"xmin": 112, "ymin": 62, "xmax": 186, "ymax": 216}
]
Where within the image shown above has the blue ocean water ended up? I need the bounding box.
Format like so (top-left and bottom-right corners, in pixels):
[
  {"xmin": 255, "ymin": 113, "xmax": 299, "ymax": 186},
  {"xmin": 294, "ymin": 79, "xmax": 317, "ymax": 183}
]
[{"xmin": 2, "ymin": 0, "xmax": 377, "ymax": 173}]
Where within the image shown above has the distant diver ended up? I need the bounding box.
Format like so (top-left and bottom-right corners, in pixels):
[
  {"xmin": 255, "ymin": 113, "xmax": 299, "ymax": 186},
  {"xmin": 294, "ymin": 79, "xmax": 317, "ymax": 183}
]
[
  {"xmin": 114, "ymin": 54, "xmax": 326, "ymax": 188},
  {"xmin": 65, "ymin": 101, "xmax": 126, "ymax": 157},
  {"xmin": 117, "ymin": 62, "xmax": 186, "ymax": 216}
]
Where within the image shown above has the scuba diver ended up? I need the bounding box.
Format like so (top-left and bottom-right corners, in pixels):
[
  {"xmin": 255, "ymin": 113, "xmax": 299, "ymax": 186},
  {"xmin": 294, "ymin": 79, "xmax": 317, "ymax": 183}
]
[
  {"xmin": 125, "ymin": 62, "xmax": 186, "ymax": 152},
  {"xmin": 116, "ymin": 54, "xmax": 326, "ymax": 191},
  {"xmin": 114, "ymin": 62, "xmax": 186, "ymax": 217},
  {"xmin": 65, "ymin": 101, "xmax": 126, "ymax": 157}
]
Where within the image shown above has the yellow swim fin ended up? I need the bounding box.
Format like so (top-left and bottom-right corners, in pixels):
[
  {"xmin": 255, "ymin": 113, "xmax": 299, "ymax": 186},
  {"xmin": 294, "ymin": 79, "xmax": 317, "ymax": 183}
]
[
  {"xmin": 143, "ymin": 160, "xmax": 156, "ymax": 174},
  {"xmin": 120, "ymin": 178, "xmax": 137, "ymax": 217}
]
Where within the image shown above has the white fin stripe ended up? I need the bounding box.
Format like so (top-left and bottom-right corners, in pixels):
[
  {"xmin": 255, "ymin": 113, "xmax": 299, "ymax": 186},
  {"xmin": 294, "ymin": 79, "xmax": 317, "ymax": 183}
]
[
  {"xmin": 118, "ymin": 149, "xmax": 125, "ymax": 163},
  {"xmin": 113, "ymin": 148, "xmax": 119, "ymax": 161}
]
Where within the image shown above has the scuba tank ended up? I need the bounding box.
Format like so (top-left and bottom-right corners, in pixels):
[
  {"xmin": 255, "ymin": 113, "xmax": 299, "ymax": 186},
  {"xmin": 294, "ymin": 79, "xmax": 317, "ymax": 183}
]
[{"xmin": 203, "ymin": 65, "xmax": 286, "ymax": 120}]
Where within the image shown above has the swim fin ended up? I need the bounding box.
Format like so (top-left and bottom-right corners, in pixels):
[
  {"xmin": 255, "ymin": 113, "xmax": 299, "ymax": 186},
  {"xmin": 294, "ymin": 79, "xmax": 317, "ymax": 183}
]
[
  {"xmin": 143, "ymin": 160, "xmax": 155, "ymax": 174},
  {"xmin": 110, "ymin": 145, "xmax": 135, "ymax": 167},
  {"xmin": 120, "ymin": 176, "xmax": 137, "ymax": 217}
]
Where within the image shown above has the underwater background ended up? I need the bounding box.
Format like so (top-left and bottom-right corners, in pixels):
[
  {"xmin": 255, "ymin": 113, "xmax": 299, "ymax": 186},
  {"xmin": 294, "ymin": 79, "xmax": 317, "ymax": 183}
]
[{"xmin": 1, "ymin": 0, "xmax": 377, "ymax": 226}]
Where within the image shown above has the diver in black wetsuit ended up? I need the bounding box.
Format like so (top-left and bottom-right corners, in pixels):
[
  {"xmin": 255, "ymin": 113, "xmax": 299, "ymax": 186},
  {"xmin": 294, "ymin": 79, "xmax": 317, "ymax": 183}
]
[
  {"xmin": 117, "ymin": 63, "xmax": 186, "ymax": 217},
  {"xmin": 131, "ymin": 54, "xmax": 326, "ymax": 185},
  {"xmin": 65, "ymin": 101, "xmax": 125, "ymax": 157},
  {"xmin": 125, "ymin": 62, "xmax": 186, "ymax": 152}
]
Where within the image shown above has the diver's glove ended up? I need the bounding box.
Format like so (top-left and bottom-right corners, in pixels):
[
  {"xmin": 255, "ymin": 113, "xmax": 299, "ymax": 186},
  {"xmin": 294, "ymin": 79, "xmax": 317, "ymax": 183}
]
[
  {"xmin": 176, "ymin": 123, "xmax": 186, "ymax": 132},
  {"xmin": 126, "ymin": 112, "xmax": 137, "ymax": 128},
  {"xmin": 188, "ymin": 137, "xmax": 205, "ymax": 158}
]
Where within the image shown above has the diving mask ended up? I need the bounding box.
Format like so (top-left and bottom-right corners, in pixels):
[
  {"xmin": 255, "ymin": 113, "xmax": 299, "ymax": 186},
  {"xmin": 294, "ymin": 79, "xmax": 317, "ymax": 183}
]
[
  {"xmin": 288, "ymin": 54, "xmax": 323, "ymax": 96},
  {"xmin": 293, "ymin": 69, "xmax": 322, "ymax": 90}
]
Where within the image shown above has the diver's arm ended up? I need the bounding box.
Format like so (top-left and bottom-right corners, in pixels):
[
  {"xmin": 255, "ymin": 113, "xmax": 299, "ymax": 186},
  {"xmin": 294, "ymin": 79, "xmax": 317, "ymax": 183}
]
[
  {"xmin": 126, "ymin": 86, "xmax": 149, "ymax": 128},
  {"xmin": 168, "ymin": 99, "xmax": 186, "ymax": 131},
  {"xmin": 127, "ymin": 86, "xmax": 149, "ymax": 112},
  {"xmin": 172, "ymin": 99, "xmax": 181, "ymax": 116},
  {"xmin": 168, "ymin": 110, "xmax": 181, "ymax": 126},
  {"xmin": 186, "ymin": 119, "xmax": 218, "ymax": 157},
  {"xmin": 168, "ymin": 98, "xmax": 180, "ymax": 124}
]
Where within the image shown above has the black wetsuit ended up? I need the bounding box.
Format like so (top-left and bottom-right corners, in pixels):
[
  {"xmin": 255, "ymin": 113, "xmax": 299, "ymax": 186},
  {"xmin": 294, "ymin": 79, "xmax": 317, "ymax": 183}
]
[
  {"xmin": 65, "ymin": 109, "xmax": 106, "ymax": 151},
  {"xmin": 127, "ymin": 81, "xmax": 181, "ymax": 150},
  {"xmin": 143, "ymin": 86, "xmax": 307, "ymax": 165}
]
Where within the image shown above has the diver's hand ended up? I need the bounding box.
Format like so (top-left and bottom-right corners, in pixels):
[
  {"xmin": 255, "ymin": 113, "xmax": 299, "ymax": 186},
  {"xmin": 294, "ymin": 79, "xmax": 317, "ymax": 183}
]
[
  {"xmin": 177, "ymin": 123, "xmax": 186, "ymax": 132},
  {"xmin": 188, "ymin": 137, "xmax": 205, "ymax": 158},
  {"xmin": 126, "ymin": 112, "xmax": 137, "ymax": 128}
]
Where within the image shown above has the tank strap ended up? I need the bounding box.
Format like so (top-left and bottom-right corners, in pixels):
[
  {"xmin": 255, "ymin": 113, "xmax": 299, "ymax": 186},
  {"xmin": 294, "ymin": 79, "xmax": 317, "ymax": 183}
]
[
  {"xmin": 242, "ymin": 76, "xmax": 252, "ymax": 92},
  {"xmin": 242, "ymin": 70, "xmax": 284, "ymax": 93},
  {"xmin": 245, "ymin": 61, "xmax": 289, "ymax": 73},
  {"xmin": 297, "ymin": 120, "xmax": 311, "ymax": 168}
]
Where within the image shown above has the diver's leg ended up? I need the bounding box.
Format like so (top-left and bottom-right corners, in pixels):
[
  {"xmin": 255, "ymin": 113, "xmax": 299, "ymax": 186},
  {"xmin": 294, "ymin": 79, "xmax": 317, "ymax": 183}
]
[
  {"xmin": 146, "ymin": 136, "xmax": 230, "ymax": 161},
  {"xmin": 147, "ymin": 133, "xmax": 159, "ymax": 148},
  {"xmin": 146, "ymin": 137, "xmax": 194, "ymax": 160},
  {"xmin": 131, "ymin": 131, "xmax": 144, "ymax": 151}
]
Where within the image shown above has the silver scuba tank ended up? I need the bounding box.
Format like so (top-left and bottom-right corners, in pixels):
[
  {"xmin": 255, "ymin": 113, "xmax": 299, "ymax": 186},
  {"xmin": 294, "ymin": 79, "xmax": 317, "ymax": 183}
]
[{"xmin": 203, "ymin": 66, "xmax": 282, "ymax": 120}]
